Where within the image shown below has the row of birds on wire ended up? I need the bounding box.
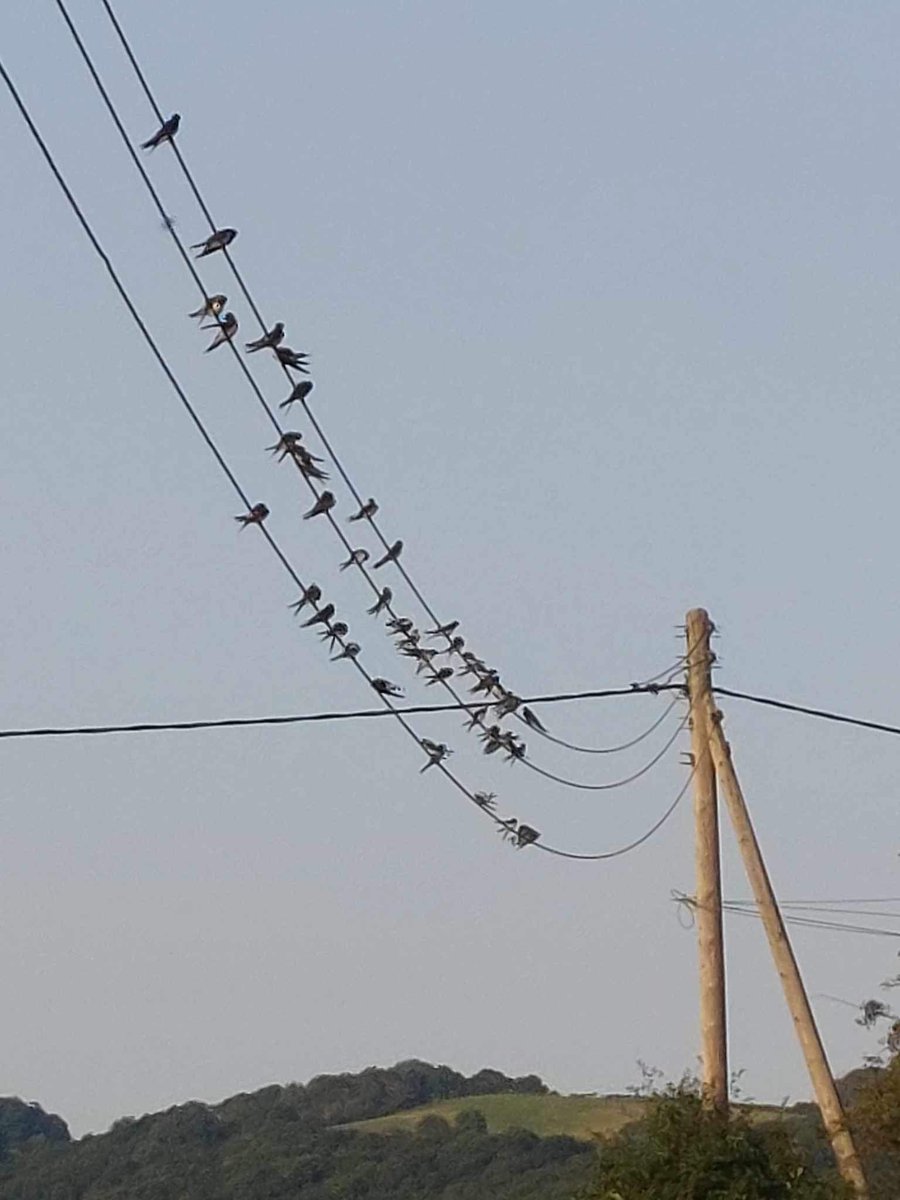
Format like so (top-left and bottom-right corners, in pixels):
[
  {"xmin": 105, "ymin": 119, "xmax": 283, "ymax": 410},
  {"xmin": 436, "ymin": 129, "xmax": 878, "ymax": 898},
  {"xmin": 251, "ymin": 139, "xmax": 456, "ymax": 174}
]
[{"xmin": 139, "ymin": 112, "xmax": 678, "ymax": 850}]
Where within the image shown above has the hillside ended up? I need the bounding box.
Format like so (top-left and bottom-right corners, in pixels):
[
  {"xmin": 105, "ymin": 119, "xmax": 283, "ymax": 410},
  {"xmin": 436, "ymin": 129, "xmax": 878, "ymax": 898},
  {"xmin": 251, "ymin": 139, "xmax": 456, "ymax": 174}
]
[{"xmin": 345, "ymin": 1091, "xmax": 648, "ymax": 1140}]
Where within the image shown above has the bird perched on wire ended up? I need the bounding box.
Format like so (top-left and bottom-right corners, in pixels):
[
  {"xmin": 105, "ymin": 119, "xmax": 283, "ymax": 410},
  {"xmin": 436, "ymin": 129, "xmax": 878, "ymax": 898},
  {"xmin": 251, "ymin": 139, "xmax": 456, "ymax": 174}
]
[
  {"xmin": 332, "ymin": 642, "xmax": 360, "ymax": 662},
  {"xmin": 203, "ymin": 312, "xmax": 238, "ymax": 352},
  {"xmin": 141, "ymin": 113, "xmax": 180, "ymax": 150},
  {"xmin": 436, "ymin": 636, "xmax": 465, "ymax": 658},
  {"xmin": 463, "ymin": 706, "xmax": 488, "ymax": 730},
  {"xmin": 480, "ymin": 725, "xmax": 504, "ymax": 755},
  {"xmin": 386, "ymin": 616, "xmax": 414, "ymax": 635},
  {"xmin": 494, "ymin": 691, "xmax": 522, "ymax": 719},
  {"xmin": 367, "ymin": 587, "xmax": 392, "ymax": 616},
  {"xmin": 320, "ymin": 621, "xmax": 349, "ymax": 649},
  {"xmin": 521, "ymin": 707, "xmax": 547, "ymax": 733},
  {"xmin": 303, "ymin": 492, "xmax": 336, "ymax": 519},
  {"xmin": 349, "ymin": 498, "xmax": 378, "ymax": 522},
  {"xmin": 301, "ymin": 603, "xmax": 335, "ymax": 629},
  {"xmin": 373, "ymin": 540, "xmax": 402, "ymax": 569},
  {"xmin": 426, "ymin": 620, "xmax": 459, "ymax": 639},
  {"xmin": 458, "ymin": 653, "xmax": 488, "ymax": 678},
  {"xmin": 189, "ymin": 294, "xmax": 226, "ymax": 321},
  {"xmin": 420, "ymin": 740, "xmax": 452, "ymax": 772},
  {"xmin": 371, "ymin": 677, "xmax": 403, "ymax": 698},
  {"xmin": 191, "ymin": 228, "xmax": 237, "ymax": 257},
  {"xmin": 472, "ymin": 791, "xmax": 497, "ymax": 812},
  {"xmin": 514, "ymin": 824, "xmax": 540, "ymax": 849},
  {"xmin": 497, "ymin": 817, "xmax": 518, "ymax": 843},
  {"xmin": 289, "ymin": 583, "xmax": 321, "ymax": 614},
  {"xmin": 471, "ymin": 670, "xmax": 501, "ymax": 696},
  {"xmin": 293, "ymin": 449, "xmax": 329, "ymax": 481},
  {"xmin": 340, "ymin": 548, "xmax": 370, "ymax": 571},
  {"xmin": 280, "ymin": 381, "xmax": 314, "ymax": 410},
  {"xmin": 245, "ymin": 323, "xmax": 285, "ymax": 353},
  {"xmin": 275, "ymin": 347, "xmax": 309, "ymax": 371},
  {"xmin": 425, "ymin": 666, "xmax": 454, "ymax": 687},
  {"xmin": 234, "ymin": 503, "xmax": 269, "ymax": 528},
  {"xmin": 266, "ymin": 431, "xmax": 304, "ymax": 460}
]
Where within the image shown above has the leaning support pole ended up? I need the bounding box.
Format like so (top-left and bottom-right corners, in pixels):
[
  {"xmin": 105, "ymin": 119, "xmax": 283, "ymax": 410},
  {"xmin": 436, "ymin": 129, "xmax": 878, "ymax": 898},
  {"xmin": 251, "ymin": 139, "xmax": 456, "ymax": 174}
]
[
  {"xmin": 704, "ymin": 690, "xmax": 869, "ymax": 1197},
  {"xmin": 685, "ymin": 609, "xmax": 728, "ymax": 1111}
]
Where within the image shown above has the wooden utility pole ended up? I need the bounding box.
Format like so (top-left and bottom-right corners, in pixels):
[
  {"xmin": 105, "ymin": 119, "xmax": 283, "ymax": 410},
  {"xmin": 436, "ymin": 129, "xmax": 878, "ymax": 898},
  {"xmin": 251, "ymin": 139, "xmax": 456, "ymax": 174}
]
[
  {"xmin": 704, "ymin": 690, "xmax": 869, "ymax": 1198},
  {"xmin": 685, "ymin": 608, "xmax": 728, "ymax": 1112}
]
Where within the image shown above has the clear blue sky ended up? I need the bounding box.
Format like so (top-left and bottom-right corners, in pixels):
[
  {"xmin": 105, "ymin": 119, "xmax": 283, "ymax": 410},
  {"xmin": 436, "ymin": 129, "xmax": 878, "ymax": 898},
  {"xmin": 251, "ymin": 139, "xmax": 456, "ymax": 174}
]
[{"xmin": 2, "ymin": 1, "xmax": 899, "ymax": 1135}]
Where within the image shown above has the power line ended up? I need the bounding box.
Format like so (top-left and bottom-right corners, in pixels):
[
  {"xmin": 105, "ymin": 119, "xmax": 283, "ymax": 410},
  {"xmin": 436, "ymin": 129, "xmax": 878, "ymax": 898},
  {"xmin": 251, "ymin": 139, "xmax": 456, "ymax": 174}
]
[
  {"xmin": 712, "ymin": 686, "xmax": 900, "ymax": 739},
  {"xmin": 90, "ymin": 0, "xmax": 680, "ymax": 780},
  {"xmin": 3, "ymin": 56, "xmax": 692, "ymax": 864},
  {"xmin": 0, "ymin": 684, "xmax": 678, "ymax": 741}
]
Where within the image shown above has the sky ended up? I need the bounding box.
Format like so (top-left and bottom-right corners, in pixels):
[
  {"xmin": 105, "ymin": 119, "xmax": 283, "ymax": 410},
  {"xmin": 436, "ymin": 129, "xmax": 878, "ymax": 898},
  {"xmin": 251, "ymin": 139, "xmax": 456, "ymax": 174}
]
[{"xmin": 2, "ymin": 1, "xmax": 900, "ymax": 1137}]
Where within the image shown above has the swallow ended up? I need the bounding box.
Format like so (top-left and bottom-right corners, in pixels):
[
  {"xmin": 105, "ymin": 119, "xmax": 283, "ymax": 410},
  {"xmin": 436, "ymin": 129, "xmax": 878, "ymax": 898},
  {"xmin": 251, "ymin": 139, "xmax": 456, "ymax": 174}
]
[
  {"xmin": 191, "ymin": 228, "xmax": 237, "ymax": 257},
  {"xmin": 340, "ymin": 548, "xmax": 370, "ymax": 571},
  {"xmin": 426, "ymin": 620, "xmax": 459, "ymax": 639},
  {"xmin": 320, "ymin": 621, "xmax": 349, "ymax": 649},
  {"xmin": 203, "ymin": 312, "xmax": 238, "ymax": 352},
  {"xmin": 463, "ymin": 705, "xmax": 488, "ymax": 730},
  {"xmin": 481, "ymin": 727, "xmax": 504, "ymax": 755},
  {"xmin": 294, "ymin": 450, "xmax": 329, "ymax": 481},
  {"xmin": 303, "ymin": 492, "xmax": 336, "ymax": 519},
  {"xmin": 498, "ymin": 817, "xmax": 518, "ymax": 843},
  {"xmin": 373, "ymin": 540, "xmax": 402, "ymax": 569},
  {"xmin": 436, "ymin": 636, "xmax": 466, "ymax": 658},
  {"xmin": 458, "ymin": 655, "xmax": 488, "ymax": 678},
  {"xmin": 141, "ymin": 113, "xmax": 180, "ymax": 150},
  {"xmin": 420, "ymin": 740, "xmax": 453, "ymax": 772},
  {"xmin": 349, "ymin": 498, "xmax": 378, "ymax": 522},
  {"xmin": 234, "ymin": 503, "xmax": 269, "ymax": 527},
  {"xmin": 414, "ymin": 649, "xmax": 440, "ymax": 674},
  {"xmin": 289, "ymin": 583, "xmax": 321, "ymax": 614},
  {"xmin": 245, "ymin": 323, "xmax": 285, "ymax": 353},
  {"xmin": 514, "ymin": 823, "xmax": 540, "ymax": 849},
  {"xmin": 301, "ymin": 603, "xmax": 335, "ymax": 629},
  {"xmin": 367, "ymin": 587, "xmax": 392, "ymax": 615},
  {"xmin": 521, "ymin": 707, "xmax": 547, "ymax": 733},
  {"xmin": 266, "ymin": 431, "xmax": 303, "ymax": 460},
  {"xmin": 472, "ymin": 791, "xmax": 497, "ymax": 812},
  {"xmin": 275, "ymin": 347, "xmax": 309, "ymax": 371},
  {"xmin": 471, "ymin": 670, "xmax": 501, "ymax": 696},
  {"xmin": 494, "ymin": 692, "xmax": 522, "ymax": 719},
  {"xmin": 425, "ymin": 667, "xmax": 454, "ymax": 686},
  {"xmin": 396, "ymin": 635, "xmax": 421, "ymax": 653},
  {"xmin": 504, "ymin": 739, "xmax": 527, "ymax": 765},
  {"xmin": 189, "ymin": 294, "xmax": 227, "ymax": 320},
  {"xmin": 386, "ymin": 616, "xmax": 413, "ymax": 634},
  {"xmin": 279, "ymin": 381, "xmax": 314, "ymax": 410},
  {"xmin": 332, "ymin": 642, "xmax": 361, "ymax": 662},
  {"xmin": 371, "ymin": 677, "xmax": 403, "ymax": 698}
]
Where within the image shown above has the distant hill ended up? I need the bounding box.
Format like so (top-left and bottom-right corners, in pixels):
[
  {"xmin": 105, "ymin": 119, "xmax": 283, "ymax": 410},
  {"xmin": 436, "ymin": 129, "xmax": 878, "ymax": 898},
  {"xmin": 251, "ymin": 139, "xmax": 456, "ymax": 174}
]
[{"xmin": 0, "ymin": 1062, "xmax": 594, "ymax": 1200}]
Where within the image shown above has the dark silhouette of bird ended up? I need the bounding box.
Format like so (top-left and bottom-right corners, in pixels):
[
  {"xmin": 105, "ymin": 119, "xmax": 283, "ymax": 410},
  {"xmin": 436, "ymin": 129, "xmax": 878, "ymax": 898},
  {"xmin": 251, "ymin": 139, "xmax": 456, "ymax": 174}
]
[
  {"xmin": 266, "ymin": 431, "xmax": 303, "ymax": 459},
  {"xmin": 289, "ymin": 584, "xmax": 321, "ymax": 614},
  {"xmin": 245, "ymin": 323, "xmax": 285, "ymax": 353},
  {"xmin": 373, "ymin": 540, "xmax": 402, "ymax": 569},
  {"xmin": 521, "ymin": 707, "xmax": 547, "ymax": 733},
  {"xmin": 420, "ymin": 740, "xmax": 452, "ymax": 772},
  {"xmin": 332, "ymin": 642, "xmax": 360, "ymax": 662},
  {"xmin": 472, "ymin": 791, "xmax": 497, "ymax": 812},
  {"xmin": 203, "ymin": 312, "xmax": 238, "ymax": 352},
  {"xmin": 371, "ymin": 677, "xmax": 403, "ymax": 698},
  {"xmin": 301, "ymin": 604, "xmax": 335, "ymax": 629},
  {"xmin": 494, "ymin": 691, "xmax": 521, "ymax": 718},
  {"xmin": 141, "ymin": 113, "xmax": 180, "ymax": 150},
  {"xmin": 303, "ymin": 492, "xmax": 335, "ymax": 519},
  {"xmin": 367, "ymin": 587, "xmax": 392, "ymax": 615},
  {"xmin": 294, "ymin": 449, "xmax": 329, "ymax": 481},
  {"xmin": 425, "ymin": 667, "xmax": 454, "ymax": 686},
  {"xmin": 514, "ymin": 824, "xmax": 540, "ymax": 849},
  {"xmin": 234, "ymin": 503, "xmax": 269, "ymax": 527},
  {"xmin": 189, "ymin": 294, "xmax": 226, "ymax": 320},
  {"xmin": 386, "ymin": 616, "xmax": 413, "ymax": 634},
  {"xmin": 463, "ymin": 706, "xmax": 488, "ymax": 730},
  {"xmin": 426, "ymin": 620, "xmax": 460, "ymax": 639},
  {"xmin": 280, "ymin": 381, "xmax": 314, "ymax": 410},
  {"xmin": 191, "ymin": 228, "xmax": 237, "ymax": 257},
  {"xmin": 471, "ymin": 670, "xmax": 501, "ymax": 696},
  {"xmin": 436, "ymin": 636, "xmax": 465, "ymax": 657},
  {"xmin": 320, "ymin": 622, "xmax": 349, "ymax": 649},
  {"xmin": 349, "ymin": 498, "xmax": 378, "ymax": 522},
  {"xmin": 340, "ymin": 548, "xmax": 370, "ymax": 571},
  {"xmin": 275, "ymin": 347, "xmax": 309, "ymax": 371}
]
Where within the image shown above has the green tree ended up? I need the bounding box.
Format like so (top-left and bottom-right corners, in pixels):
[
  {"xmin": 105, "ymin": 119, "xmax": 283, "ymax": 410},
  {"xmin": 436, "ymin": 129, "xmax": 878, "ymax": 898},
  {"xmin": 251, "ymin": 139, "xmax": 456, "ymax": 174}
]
[{"xmin": 584, "ymin": 1086, "xmax": 848, "ymax": 1200}]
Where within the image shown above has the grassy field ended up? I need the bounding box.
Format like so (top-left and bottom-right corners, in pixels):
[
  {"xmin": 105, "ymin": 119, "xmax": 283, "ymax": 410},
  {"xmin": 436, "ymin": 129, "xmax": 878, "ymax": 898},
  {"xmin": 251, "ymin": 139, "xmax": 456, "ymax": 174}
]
[
  {"xmin": 343, "ymin": 1092, "xmax": 648, "ymax": 1141},
  {"xmin": 345, "ymin": 1092, "xmax": 794, "ymax": 1143}
]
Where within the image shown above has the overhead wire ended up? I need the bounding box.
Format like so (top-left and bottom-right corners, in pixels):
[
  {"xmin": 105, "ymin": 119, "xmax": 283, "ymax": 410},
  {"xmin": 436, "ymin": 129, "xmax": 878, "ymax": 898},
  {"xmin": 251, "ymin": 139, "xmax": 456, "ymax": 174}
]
[
  {"xmin": 0, "ymin": 683, "xmax": 678, "ymax": 741},
  {"xmin": 2, "ymin": 52, "xmax": 694, "ymax": 863},
  {"xmin": 711, "ymin": 686, "xmax": 900, "ymax": 740},
  {"xmin": 94, "ymin": 0, "xmax": 685, "ymax": 774},
  {"xmin": 673, "ymin": 892, "xmax": 900, "ymax": 940}
]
